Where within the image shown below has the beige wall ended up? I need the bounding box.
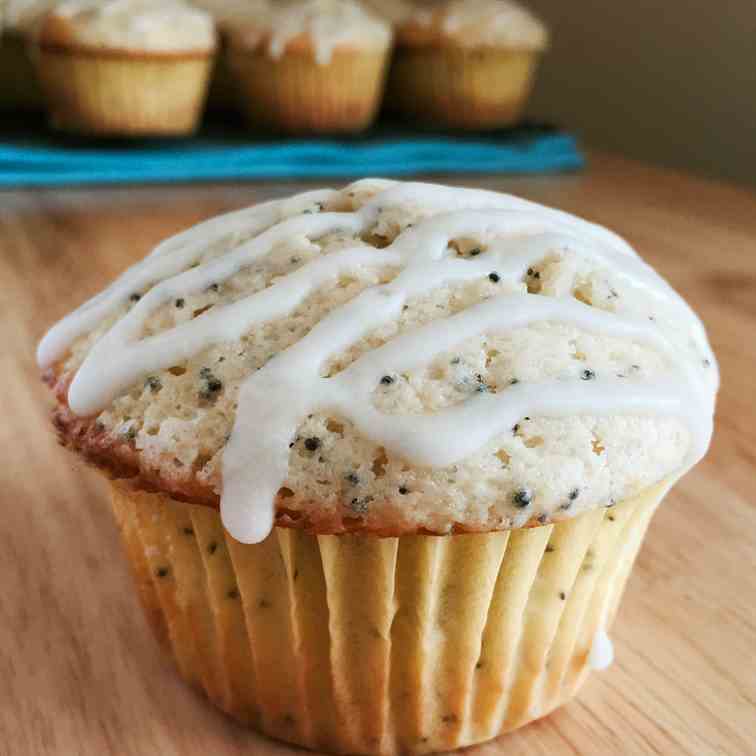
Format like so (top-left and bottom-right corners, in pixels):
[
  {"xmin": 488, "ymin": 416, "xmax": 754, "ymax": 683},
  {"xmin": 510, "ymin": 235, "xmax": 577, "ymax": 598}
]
[{"xmin": 525, "ymin": 1, "xmax": 756, "ymax": 186}]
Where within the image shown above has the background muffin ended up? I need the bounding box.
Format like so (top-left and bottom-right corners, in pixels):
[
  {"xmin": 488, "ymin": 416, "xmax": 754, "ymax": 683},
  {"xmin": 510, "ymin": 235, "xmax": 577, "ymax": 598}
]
[
  {"xmin": 389, "ymin": 0, "xmax": 549, "ymax": 129},
  {"xmin": 40, "ymin": 180, "xmax": 717, "ymax": 754},
  {"xmin": 0, "ymin": 0, "xmax": 57, "ymax": 110},
  {"xmin": 32, "ymin": 0, "xmax": 216, "ymax": 136},
  {"xmin": 227, "ymin": 0, "xmax": 393, "ymax": 134},
  {"xmin": 190, "ymin": 0, "xmax": 270, "ymax": 112}
]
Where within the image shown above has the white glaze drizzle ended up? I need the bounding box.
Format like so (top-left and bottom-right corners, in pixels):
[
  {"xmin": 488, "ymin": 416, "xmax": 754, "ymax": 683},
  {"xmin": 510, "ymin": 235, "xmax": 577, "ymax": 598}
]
[
  {"xmin": 411, "ymin": 0, "xmax": 548, "ymax": 50},
  {"xmin": 588, "ymin": 628, "xmax": 614, "ymax": 670},
  {"xmin": 47, "ymin": 0, "xmax": 217, "ymax": 53},
  {"xmin": 252, "ymin": 0, "xmax": 392, "ymax": 66},
  {"xmin": 38, "ymin": 181, "xmax": 718, "ymax": 544}
]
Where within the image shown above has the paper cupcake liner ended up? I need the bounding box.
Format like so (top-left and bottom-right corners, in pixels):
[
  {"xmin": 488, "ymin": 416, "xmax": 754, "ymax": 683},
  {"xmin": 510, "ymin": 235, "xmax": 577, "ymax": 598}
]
[
  {"xmin": 388, "ymin": 47, "xmax": 539, "ymax": 130},
  {"xmin": 110, "ymin": 480, "xmax": 667, "ymax": 754},
  {"xmin": 0, "ymin": 32, "xmax": 45, "ymax": 110},
  {"xmin": 227, "ymin": 48, "xmax": 389, "ymax": 135},
  {"xmin": 33, "ymin": 48, "xmax": 213, "ymax": 137}
]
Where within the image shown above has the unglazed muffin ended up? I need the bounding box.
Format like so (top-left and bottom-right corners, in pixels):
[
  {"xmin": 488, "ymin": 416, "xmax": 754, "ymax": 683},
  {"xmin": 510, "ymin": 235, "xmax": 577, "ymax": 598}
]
[
  {"xmin": 389, "ymin": 0, "xmax": 548, "ymax": 129},
  {"xmin": 0, "ymin": 0, "xmax": 57, "ymax": 109},
  {"xmin": 32, "ymin": 0, "xmax": 216, "ymax": 136},
  {"xmin": 39, "ymin": 180, "xmax": 717, "ymax": 754},
  {"xmin": 190, "ymin": 0, "xmax": 270, "ymax": 111},
  {"xmin": 226, "ymin": 0, "xmax": 392, "ymax": 134}
]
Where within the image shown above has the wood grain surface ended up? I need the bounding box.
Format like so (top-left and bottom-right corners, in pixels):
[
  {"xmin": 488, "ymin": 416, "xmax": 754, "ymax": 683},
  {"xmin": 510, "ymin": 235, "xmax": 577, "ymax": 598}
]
[{"xmin": 1, "ymin": 154, "xmax": 754, "ymax": 755}]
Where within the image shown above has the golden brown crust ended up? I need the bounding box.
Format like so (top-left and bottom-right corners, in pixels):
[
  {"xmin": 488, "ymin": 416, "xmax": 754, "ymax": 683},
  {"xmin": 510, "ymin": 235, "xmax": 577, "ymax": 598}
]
[
  {"xmin": 45, "ymin": 365, "xmax": 557, "ymax": 538},
  {"xmin": 35, "ymin": 41, "xmax": 215, "ymax": 61},
  {"xmin": 395, "ymin": 15, "xmax": 545, "ymax": 51},
  {"xmin": 228, "ymin": 29, "xmax": 374, "ymax": 59}
]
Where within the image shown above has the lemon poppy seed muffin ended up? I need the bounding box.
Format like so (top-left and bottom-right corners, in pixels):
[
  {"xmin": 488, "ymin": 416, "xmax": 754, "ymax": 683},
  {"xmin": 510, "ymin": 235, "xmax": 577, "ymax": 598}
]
[
  {"xmin": 32, "ymin": 0, "xmax": 216, "ymax": 136},
  {"xmin": 227, "ymin": 0, "xmax": 392, "ymax": 134},
  {"xmin": 40, "ymin": 180, "xmax": 717, "ymax": 754},
  {"xmin": 389, "ymin": 0, "xmax": 549, "ymax": 129},
  {"xmin": 190, "ymin": 0, "xmax": 271, "ymax": 111}
]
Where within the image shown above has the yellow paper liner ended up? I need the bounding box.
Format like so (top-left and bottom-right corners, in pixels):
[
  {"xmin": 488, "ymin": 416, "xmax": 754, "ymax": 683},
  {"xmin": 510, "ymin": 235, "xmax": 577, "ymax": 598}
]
[
  {"xmin": 33, "ymin": 48, "xmax": 213, "ymax": 136},
  {"xmin": 110, "ymin": 480, "xmax": 667, "ymax": 754},
  {"xmin": 387, "ymin": 47, "xmax": 540, "ymax": 130},
  {"xmin": 227, "ymin": 47, "xmax": 389, "ymax": 135}
]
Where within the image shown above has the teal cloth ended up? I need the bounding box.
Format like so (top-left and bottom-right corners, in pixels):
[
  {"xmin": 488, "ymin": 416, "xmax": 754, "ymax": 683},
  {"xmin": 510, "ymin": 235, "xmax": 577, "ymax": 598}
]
[{"xmin": 0, "ymin": 124, "xmax": 582, "ymax": 187}]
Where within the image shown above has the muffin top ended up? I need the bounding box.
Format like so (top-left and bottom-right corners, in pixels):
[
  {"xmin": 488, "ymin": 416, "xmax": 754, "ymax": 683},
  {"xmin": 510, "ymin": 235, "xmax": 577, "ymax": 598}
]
[
  {"xmin": 228, "ymin": 0, "xmax": 392, "ymax": 66},
  {"xmin": 36, "ymin": 0, "xmax": 216, "ymax": 54},
  {"xmin": 40, "ymin": 180, "xmax": 718, "ymax": 544},
  {"xmin": 397, "ymin": 0, "xmax": 548, "ymax": 50}
]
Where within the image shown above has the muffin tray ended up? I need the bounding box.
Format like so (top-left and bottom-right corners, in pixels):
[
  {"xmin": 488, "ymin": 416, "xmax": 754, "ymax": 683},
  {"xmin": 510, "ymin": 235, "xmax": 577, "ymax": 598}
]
[{"xmin": 0, "ymin": 120, "xmax": 582, "ymax": 187}]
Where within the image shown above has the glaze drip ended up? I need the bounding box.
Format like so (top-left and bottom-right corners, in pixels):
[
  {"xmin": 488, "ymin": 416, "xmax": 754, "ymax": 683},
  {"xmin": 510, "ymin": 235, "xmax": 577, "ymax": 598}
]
[{"xmin": 588, "ymin": 628, "xmax": 614, "ymax": 670}]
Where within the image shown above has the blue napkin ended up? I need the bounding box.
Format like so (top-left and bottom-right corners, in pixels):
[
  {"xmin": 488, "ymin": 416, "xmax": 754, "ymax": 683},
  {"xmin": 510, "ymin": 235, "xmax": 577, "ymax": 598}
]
[{"xmin": 0, "ymin": 124, "xmax": 582, "ymax": 187}]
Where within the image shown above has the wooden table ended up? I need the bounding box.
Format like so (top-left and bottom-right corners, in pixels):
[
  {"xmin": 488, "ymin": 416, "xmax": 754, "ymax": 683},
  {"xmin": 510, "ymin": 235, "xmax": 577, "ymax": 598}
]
[{"xmin": 1, "ymin": 155, "xmax": 754, "ymax": 755}]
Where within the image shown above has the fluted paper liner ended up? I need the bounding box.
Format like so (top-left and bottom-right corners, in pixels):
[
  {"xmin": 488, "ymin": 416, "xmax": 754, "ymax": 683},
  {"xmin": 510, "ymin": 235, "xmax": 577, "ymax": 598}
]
[
  {"xmin": 110, "ymin": 480, "xmax": 668, "ymax": 754},
  {"xmin": 34, "ymin": 49, "xmax": 213, "ymax": 136},
  {"xmin": 227, "ymin": 48, "xmax": 389, "ymax": 134},
  {"xmin": 388, "ymin": 48, "xmax": 539, "ymax": 130}
]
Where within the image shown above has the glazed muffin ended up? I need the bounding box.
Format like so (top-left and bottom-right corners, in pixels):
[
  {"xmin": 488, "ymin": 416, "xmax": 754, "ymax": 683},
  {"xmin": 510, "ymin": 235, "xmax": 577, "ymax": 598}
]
[
  {"xmin": 389, "ymin": 0, "xmax": 548, "ymax": 129},
  {"xmin": 39, "ymin": 180, "xmax": 717, "ymax": 754},
  {"xmin": 0, "ymin": 0, "xmax": 57, "ymax": 110},
  {"xmin": 190, "ymin": 0, "xmax": 270, "ymax": 112},
  {"xmin": 32, "ymin": 0, "xmax": 216, "ymax": 136},
  {"xmin": 226, "ymin": 0, "xmax": 393, "ymax": 134}
]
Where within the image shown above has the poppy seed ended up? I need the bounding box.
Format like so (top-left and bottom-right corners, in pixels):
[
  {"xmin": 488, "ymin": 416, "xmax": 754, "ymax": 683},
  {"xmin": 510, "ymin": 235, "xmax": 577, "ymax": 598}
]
[
  {"xmin": 350, "ymin": 498, "xmax": 369, "ymax": 514},
  {"xmin": 513, "ymin": 489, "xmax": 532, "ymax": 508}
]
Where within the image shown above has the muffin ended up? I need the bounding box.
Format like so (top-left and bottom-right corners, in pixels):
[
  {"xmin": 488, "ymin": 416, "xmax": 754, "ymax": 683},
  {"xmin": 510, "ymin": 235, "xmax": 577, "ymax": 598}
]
[
  {"xmin": 39, "ymin": 180, "xmax": 718, "ymax": 754},
  {"xmin": 190, "ymin": 0, "xmax": 270, "ymax": 112},
  {"xmin": 389, "ymin": 0, "xmax": 549, "ymax": 129},
  {"xmin": 0, "ymin": 0, "xmax": 57, "ymax": 110},
  {"xmin": 226, "ymin": 0, "xmax": 393, "ymax": 134},
  {"xmin": 32, "ymin": 0, "xmax": 216, "ymax": 137}
]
